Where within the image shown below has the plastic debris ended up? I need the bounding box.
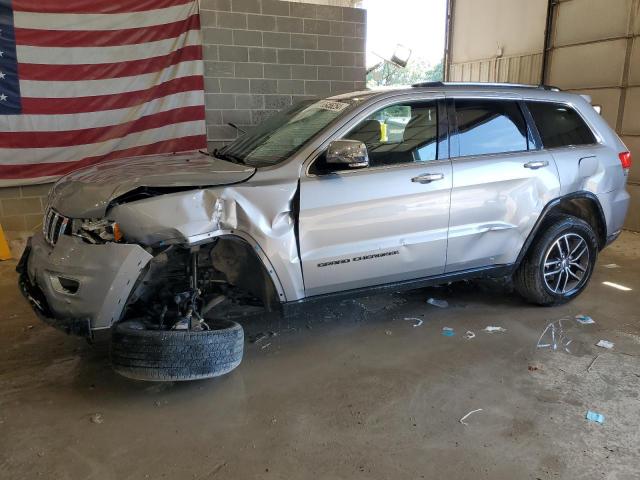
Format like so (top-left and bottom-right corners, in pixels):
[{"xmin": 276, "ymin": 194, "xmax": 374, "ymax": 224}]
[
  {"xmin": 459, "ymin": 408, "xmax": 483, "ymax": 425},
  {"xmin": 404, "ymin": 317, "xmax": 424, "ymax": 327},
  {"xmin": 602, "ymin": 263, "xmax": 620, "ymax": 269},
  {"xmin": 385, "ymin": 330, "xmax": 393, "ymax": 336},
  {"xmin": 261, "ymin": 343, "xmax": 271, "ymax": 350},
  {"xmin": 537, "ymin": 319, "xmax": 572, "ymax": 352},
  {"xmin": 585, "ymin": 411, "xmax": 605, "ymax": 424},
  {"xmin": 464, "ymin": 330, "xmax": 476, "ymax": 340},
  {"xmin": 442, "ymin": 327, "xmax": 455, "ymax": 337},
  {"xmin": 575, "ymin": 314, "xmax": 595, "ymax": 325},
  {"xmin": 483, "ymin": 326, "xmax": 506, "ymax": 333},
  {"xmin": 89, "ymin": 413, "xmax": 104, "ymax": 424},
  {"xmin": 427, "ymin": 298, "xmax": 448, "ymax": 308},
  {"xmin": 587, "ymin": 355, "xmax": 600, "ymax": 372},
  {"xmin": 596, "ymin": 340, "xmax": 614, "ymax": 349}
]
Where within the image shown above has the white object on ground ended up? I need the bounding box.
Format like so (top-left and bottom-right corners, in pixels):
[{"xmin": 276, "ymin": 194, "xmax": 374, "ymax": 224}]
[
  {"xmin": 575, "ymin": 314, "xmax": 595, "ymax": 325},
  {"xmin": 427, "ymin": 298, "xmax": 448, "ymax": 308},
  {"xmin": 483, "ymin": 326, "xmax": 506, "ymax": 333},
  {"xmin": 596, "ymin": 340, "xmax": 614, "ymax": 349},
  {"xmin": 404, "ymin": 317, "xmax": 423, "ymax": 327},
  {"xmin": 602, "ymin": 263, "xmax": 620, "ymax": 269},
  {"xmin": 459, "ymin": 408, "xmax": 483, "ymax": 425},
  {"xmin": 464, "ymin": 331, "xmax": 476, "ymax": 340}
]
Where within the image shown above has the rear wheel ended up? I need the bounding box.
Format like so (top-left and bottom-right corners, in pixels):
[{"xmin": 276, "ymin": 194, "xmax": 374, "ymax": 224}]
[
  {"xmin": 110, "ymin": 319, "xmax": 244, "ymax": 381},
  {"xmin": 514, "ymin": 215, "xmax": 598, "ymax": 306}
]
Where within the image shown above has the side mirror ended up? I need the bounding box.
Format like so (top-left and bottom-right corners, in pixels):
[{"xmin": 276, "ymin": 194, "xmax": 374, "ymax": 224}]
[{"xmin": 326, "ymin": 140, "xmax": 369, "ymax": 170}]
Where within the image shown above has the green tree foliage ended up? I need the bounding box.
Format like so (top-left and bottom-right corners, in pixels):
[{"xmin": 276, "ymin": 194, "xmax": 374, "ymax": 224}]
[{"xmin": 367, "ymin": 58, "xmax": 443, "ymax": 87}]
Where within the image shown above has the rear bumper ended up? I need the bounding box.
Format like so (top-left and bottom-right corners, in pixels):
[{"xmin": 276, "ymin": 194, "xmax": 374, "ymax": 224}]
[{"xmin": 17, "ymin": 233, "xmax": 153, "ymax": 335}]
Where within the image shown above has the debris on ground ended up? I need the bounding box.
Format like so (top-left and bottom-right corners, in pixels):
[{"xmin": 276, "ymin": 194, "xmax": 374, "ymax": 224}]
[
  {"xmin": 89, "ymin": 413, "xmax": 104, "ymax": 424},
  {"xmin": 24, "ymin": 325, "xmax": 34, "ymax": 330},
  {"xmin": 459, "ymin": 408, "xmax": 483, "ymax": 425},
  {"xmin": 602, "ymin": 263, "xmax": 620, "ymax": 269},
  {"xmin": 528, "ymin": 363, "xmax": 543, "ymax": 372},
  {"xmin": 463, "ymin": 331, "xmax": 475, "ymax": 340},
  {"xmin": 404, "ymin": 317, "xmax": 423, "ymax": 327},
  {"xmin": 260, "ymin": 343, "xmax": 271, "ymax": 350},
  {"xmin": 442, "ymin": 327, "xmax": 455, "ymax": 337},
  {"xmin": 385, "ymin": 330, "xmax": 393, "ymax": 336},
  {"xmin": 587, "ymin": 355, "xmax": 600, "ymax": 372},
  {"xmin": 585, "ymin": 410, "xmax": 605, "ymax": 424},
  {"xmin": 483, "ymin": 326, "xmax": 507, "ymax": 333},
  {"xmin": 596, "ymin": 340, "xmax": 614, "ymax": 350},
  {"xmin": 427, "ymin": 298, "xmax": 448, "ymax": 308},
  {"xmin": 575, "ymin": 314, "xmax": 595, "ymax": 325},
  {"xmin": 249, "ymin": 331, "xmax": 277, "ymax": 344},
  {"xmin": 537, "ymin": 319, "xmax": 572, "ymax": 352}
]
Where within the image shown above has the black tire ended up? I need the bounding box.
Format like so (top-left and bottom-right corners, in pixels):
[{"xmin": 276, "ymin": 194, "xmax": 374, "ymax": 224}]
[
  {"xmin": 514, "ymin": 215, "xmax": 598, "ymax": 306},
  {"xmin": 110, "ymin": 319, "xmax": 244, "ymax": 381}
]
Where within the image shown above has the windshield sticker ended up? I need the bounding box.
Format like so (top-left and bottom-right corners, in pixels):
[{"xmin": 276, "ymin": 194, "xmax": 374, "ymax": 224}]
[{"xmin": 314, "ymin": 100, "xmax": 349, "ymax": 112}]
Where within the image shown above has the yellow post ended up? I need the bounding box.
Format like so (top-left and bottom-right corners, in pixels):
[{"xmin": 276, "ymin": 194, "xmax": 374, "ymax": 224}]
[{"xmin": 0, "ymin": 224, "xmax": 12, "ymax": 261}]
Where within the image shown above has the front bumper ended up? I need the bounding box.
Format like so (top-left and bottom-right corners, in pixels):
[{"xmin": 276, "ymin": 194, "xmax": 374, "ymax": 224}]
[{"xmin": 17, "ymin": 233, "xmax": 153, "ymax": 335}]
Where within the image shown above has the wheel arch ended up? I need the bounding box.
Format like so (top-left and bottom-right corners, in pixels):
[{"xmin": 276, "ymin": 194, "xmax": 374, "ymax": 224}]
[{"xmin": 515, "ymin": 192, "xmax": 607, "ymax": 268}]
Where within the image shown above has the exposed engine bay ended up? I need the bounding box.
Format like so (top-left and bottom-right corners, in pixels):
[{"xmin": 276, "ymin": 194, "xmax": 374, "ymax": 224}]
[{"xmin": 123, "ymin": 237, "xmax": 280, "ymax": 331}]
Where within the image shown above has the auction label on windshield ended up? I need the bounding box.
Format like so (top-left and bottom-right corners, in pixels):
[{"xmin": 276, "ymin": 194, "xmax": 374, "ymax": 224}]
[{"xmin": 314, "ymin": 100, "xmax": 349, "ymax": 112}]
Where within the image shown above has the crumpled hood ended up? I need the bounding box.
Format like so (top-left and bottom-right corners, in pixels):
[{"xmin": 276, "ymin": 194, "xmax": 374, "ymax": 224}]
[{"xmin": 49, "ymin": 152, "xmax": 255, "ymax": 218}]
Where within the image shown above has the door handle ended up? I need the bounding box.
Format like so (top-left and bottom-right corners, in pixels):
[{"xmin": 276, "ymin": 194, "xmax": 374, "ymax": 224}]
[
  {"xmin": 523, "ymin": 160, "xmax": 549, "ymax": 169},
  {"xmin": 411, "ymin": 173, "xmax": 444, "ymax": 184}
]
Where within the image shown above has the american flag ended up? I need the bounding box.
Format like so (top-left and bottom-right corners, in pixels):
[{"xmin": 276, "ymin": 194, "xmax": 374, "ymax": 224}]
[{"xmin": 0, "ymin": 0, "xmax": 207, "ymax": 186}]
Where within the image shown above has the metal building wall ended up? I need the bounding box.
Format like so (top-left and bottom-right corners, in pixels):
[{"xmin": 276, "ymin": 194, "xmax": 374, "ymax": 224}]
[
  {"xmin": 446, "ymin": 0, "xmax": 547, "ymax": 83},
  {"xmin": 545, "ymin": 0, "xmax": 640, "ymax": 230}
]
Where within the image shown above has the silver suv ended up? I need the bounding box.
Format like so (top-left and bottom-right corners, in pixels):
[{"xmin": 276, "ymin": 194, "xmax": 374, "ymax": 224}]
[{"xmin": 18, "ymin": 82, "xmax": 631, "ymax": 381}]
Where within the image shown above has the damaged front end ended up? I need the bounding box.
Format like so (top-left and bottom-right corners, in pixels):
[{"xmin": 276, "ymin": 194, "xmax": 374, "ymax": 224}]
[{"xmin": 20, "ymin": 171, "xmax": 303, "ymax": 336}]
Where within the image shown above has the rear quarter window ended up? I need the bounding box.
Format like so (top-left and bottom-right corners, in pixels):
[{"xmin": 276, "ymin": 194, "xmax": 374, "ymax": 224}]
[{"xmin": 526, "ymin": 102, "xmax": 596, "ymax": 149}]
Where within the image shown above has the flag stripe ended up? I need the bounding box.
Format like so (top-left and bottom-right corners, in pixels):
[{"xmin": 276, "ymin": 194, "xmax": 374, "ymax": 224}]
[
  {"xmin": 4, "ymin": 91, "xmax": 203, "ymax": 131},
  {"xmin": 0, "ymin": 0, "xmax": 207, "ymax": 186},
  {"xmin": 0, "ymin": 106, "xmax": 204, "ymax": 148},
  {"xmin": 16, "ymin": 28, "xmax": 202, "ymax": 64},
  {"xmin": 0, "ymin": 136, "xmax": 208, "ymax": 179},
  {"xmin": 17, "ymin": 44, "xmax": 202, "ymax": 81},
  {"xmin": 20, "ymin": 60, "xmax": 203, "ymax": 98},
  {"xmin": 13, "ymin": 3, "xmax": 195, "ymax": 31},
  {"xmin": 12, "ymin": 0, "xmax": 194, "ymax": 14},
  {"xmin": 15, "ymin": 13, "xmax": 200, "ymax": 47},
  {"xmin": 21, "ymin": 76, "xmax": 204, "ymax": 114},
  {"xmin": 0, "ymin": 121, "xmax": 206, "ymax": 164}
]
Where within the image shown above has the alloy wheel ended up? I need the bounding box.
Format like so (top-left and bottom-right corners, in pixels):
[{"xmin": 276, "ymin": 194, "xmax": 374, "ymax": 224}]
[{"xmin": 542, "ymin": 233, "xmax": 590, "ymax": 295}]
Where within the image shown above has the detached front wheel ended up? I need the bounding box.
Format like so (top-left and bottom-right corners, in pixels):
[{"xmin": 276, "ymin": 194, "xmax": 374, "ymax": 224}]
[
  {"xmin": 110, "ymin": 319, "xmax": 244, "ymax": 381},
  {"xmin": 514, "ymin": 215, "xmax": 598, "ymax": 306}
]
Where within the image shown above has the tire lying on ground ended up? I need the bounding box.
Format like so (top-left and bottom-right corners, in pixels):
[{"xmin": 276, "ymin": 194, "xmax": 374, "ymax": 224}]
[{"xmin": 110, "ymin": 319, "xmax": 244, "ymax": 381}]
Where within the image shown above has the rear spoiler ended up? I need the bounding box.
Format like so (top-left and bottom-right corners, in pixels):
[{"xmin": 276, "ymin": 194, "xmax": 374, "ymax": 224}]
[{"xmin": 579, "ymin": 94, "xmax": 602, "ymax": 114}]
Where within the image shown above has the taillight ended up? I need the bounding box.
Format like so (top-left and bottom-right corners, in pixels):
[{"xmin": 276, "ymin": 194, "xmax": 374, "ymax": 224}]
[{"xmin": 619, "ymin": 151, "xmax": 632, "ymax": 173}]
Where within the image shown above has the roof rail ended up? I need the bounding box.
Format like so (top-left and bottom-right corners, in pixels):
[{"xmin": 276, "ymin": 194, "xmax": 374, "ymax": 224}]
[{"xmin": 411, "ymin": 81, "xmax": 561, "ymax": 91}]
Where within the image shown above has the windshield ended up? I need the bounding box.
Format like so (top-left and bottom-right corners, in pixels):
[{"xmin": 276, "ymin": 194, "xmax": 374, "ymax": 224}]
[{"xmin": 216, "ymin": 98, "xmax": 358, "ymax": 167}]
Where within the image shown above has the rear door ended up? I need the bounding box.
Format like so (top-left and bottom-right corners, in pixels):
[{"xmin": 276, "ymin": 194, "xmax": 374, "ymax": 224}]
[
  {"xmin": 445, "ymin": 95, "xmax": 560, "ymax": 272},
  {"xmin": 298, "ymin": 97, "xmax": 452, "ymax": 297}
]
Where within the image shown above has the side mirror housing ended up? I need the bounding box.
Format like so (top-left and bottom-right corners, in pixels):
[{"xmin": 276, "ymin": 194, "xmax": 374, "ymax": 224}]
[{"xmin": 325, "ymin": 140, "xmax": 369, "ymax": 170}]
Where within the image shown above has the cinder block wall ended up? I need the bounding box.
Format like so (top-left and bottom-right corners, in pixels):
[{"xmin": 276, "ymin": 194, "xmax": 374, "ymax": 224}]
[
  {"xmin": 0, "ymin": 184, "xmax": 51, "ymax": 234},
  {"xmin": 200, "ymin": 0, "xmax": 367, "ymax": 149}
]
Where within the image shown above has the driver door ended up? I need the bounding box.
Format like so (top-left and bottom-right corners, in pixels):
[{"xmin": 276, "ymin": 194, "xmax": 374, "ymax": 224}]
[{"xmin": 298, "ymin": 98, "xmax": 452, "ymax": 297}]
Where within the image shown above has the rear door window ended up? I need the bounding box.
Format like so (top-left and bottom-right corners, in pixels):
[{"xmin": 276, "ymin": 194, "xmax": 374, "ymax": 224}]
[
  {"xmin": 453, "ymin": 99, "xmax": 529, "ymax": 157},
  {"xmin": 526, "ymin": 102, "xmax": 596, "ymax": 148}
]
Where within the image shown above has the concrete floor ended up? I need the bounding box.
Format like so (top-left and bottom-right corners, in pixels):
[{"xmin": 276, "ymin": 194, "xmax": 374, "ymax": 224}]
[{"xmin": 1, "ymin": 233, "xmax": 639, "ymax": 480}]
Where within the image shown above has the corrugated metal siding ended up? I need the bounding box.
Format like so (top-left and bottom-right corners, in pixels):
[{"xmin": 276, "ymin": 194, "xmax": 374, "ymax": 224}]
[
  {"xmin": 448, "ymin": 52, "xmax": 543, "ymax": 84},
  {"xmin": 546, "ymin": 0, "xmax": 640, "ymax": 230}
]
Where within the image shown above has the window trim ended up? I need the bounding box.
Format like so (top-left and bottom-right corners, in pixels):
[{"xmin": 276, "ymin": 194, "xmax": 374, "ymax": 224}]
[
  {"xmin": 449, "ymin": 98, "xmax": 534, "ymax": 160},
  {"xmin": 521, "ymin": 99, "xmax": 602, "ymax": 151},
  {"xmin": 306, "ymin": 97, "xmax": 448, "ymax": 177}
]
